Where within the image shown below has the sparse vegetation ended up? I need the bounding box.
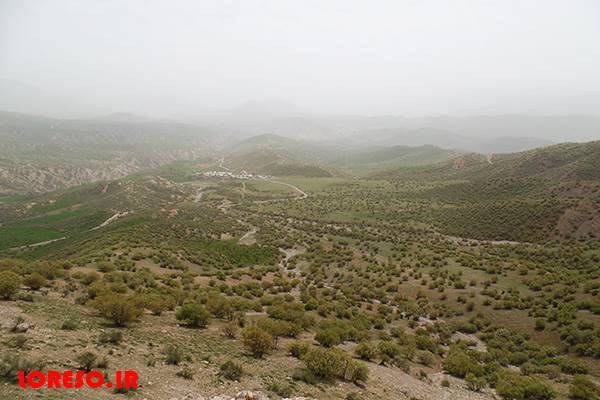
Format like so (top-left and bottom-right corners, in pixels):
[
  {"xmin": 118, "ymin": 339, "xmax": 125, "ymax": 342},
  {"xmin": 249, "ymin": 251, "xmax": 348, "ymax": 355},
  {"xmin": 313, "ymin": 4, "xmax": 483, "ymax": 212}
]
[
  {"xmin": 1, "ymin": 139, "xmax": 599, "ymax": 400},
  {"xmin": 242, "ymin": 326, "xmax": 275, "ymax": 358},
  {"xmin": 175, "ymin": 303, "xmax": 211, "ymax": 328}
]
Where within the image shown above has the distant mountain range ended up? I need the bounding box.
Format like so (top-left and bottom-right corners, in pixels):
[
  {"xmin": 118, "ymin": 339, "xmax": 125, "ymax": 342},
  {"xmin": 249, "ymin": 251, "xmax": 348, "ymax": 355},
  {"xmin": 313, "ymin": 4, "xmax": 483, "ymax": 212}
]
[{"xmin": 1, "ymin": 107, "xmax": 600, "ymax": 194}]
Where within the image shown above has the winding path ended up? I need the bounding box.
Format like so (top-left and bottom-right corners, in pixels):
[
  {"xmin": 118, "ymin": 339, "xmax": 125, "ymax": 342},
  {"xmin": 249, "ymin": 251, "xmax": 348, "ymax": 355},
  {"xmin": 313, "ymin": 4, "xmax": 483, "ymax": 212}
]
[
  {"xmin": 90, "ymin": 211, "xmax": 132, "ymax": 231},
  {"xmin": 10, "ymin": 210, "xmax": 132, "ymax": 250},
  {"xmin": 215, "ymin": 158, "xmax": 309, "ymax": 203},
  {"xmin": 252, "ymin": 180, "xmax": 308, "ymax": 203},
  {"xmin": 13, "ymin": 236, "xmax": 67, "ymax": 250}
]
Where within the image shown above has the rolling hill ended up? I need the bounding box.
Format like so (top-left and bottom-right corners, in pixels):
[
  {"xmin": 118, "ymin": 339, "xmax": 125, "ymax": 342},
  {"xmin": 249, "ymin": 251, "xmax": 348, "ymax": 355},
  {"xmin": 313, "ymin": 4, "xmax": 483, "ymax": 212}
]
[
  {"xmin": 331, "ymin": 144, "xmax": 462, "ymax": 174},
  {"xmin": 225, "ymin": 148, "xmax": 333, "ymax": 178},
  {"xmin": 223, "ymin": 134, "xmax": 334, "ymax": 177},
  {"xmin": 373, "ymin": 141, "xmax": 600, "ymax": 241}
]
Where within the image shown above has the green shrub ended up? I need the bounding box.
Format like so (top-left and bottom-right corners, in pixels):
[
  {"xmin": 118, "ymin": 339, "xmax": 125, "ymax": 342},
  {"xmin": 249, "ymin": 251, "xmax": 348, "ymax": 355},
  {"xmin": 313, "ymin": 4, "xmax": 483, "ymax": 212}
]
[
  {"xmin": 465, "ymin": 372, "xmax": 486, "ymax": 392},
  {"xmin": 292, "ymin": 368, "xmax": 318, "ymax": 385},
  {"xmin": 288, "ymin": 341, "xmax": 310, "ymax": 358},
  {"xmin": 355, "ymin": 342, "xmax": 378, "ymax": 361},
  {"xmin": 220, "ymin": 360, "xmax": 243, "ymax": 381},
  {"xmin": 535, "ymin": 319, "xmax": 546, "ymax": 331},
  {"xmin": 345, "ymin": 360, "xmax": 369, "ymax": 384},
  {"xmin": 206, "ymin": 294, "xmax": 234, "ymax": 320},
  {"xmin": 257, "ymin": 318, "xmax": 301, "ymax": 340},
  {"xmin": 175, "ymin": 303, "xmax": 211, "ymax": 328},
  {"xmin": 443, "ymin": 349, "xmax": 483, "ymax": 378},
  {"xmin": 0, "ymin": 270, "xmax": 21, "ymax": 300},
  {"xmin": 267, "ymin": 302, "xmax": 314, "ymax": 329},
  {"xmin": 495, "ymin": 371, "xmax": 555, "ymax": 400},
  {"xmin": 302, "ymin": 347, "xmax": 348, "ymax": 381},
  {"xmin": 91, "ymin": 294, "xmax": 143, "ymax": 327},
  {"xmin": 557, "ymin": 357, "xmax": 588, "ymax": 375},
  {"xmin": 417, "ymin": 350, "xmax": 436, "ymax": 367},
  {"xmin": 145, "ymin": 294, "xmax": 175, "ymax": 316},
  {"xmin": 241, "ymin": 326, "xmax": 274, "ymax": 358},
  {"xmin": 315, "ymin": 328, "xmax": 342, "ymax": 347},
  {"xmin": 96, "ymin": 262, "xmax": 116, "ymax": 273},
  {"xmin": 378, "ymin": 340, "xmax": 401, "ymax": 364},
  {"xmin": 165, "ymin": 344, "xmax": 184, "ymax": 365},
  {"xmin": 569, "ymin": 375, "xmax": 599, "ymax": 400},
  {"xmin": 24, "ymin": 273, "xmax": 47, "ymax": 290}
]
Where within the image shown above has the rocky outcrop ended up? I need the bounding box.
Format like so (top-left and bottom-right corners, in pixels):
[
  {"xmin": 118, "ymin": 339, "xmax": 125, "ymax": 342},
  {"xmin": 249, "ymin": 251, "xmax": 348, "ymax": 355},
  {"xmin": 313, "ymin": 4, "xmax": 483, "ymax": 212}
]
[{"xmin": 0, "ymin": 148, "xmax": 207, "ymax": 195}]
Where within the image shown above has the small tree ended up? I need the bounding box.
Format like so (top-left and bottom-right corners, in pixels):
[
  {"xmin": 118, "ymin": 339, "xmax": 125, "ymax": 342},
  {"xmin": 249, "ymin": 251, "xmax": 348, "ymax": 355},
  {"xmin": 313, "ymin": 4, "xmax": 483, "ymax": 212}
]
[
  {"xmin": 302, "ymin": 347, "xmax": 348, "ymax": 381},
  {"xmin": 24, "ymin": 273, "xmax": 47, "ymax": 291},
  {"xmin": 355, "ymin": 342, "xmax": 378, "ymax": 361},
  {"xmin": 288, "ymin": 341, "xmax": 310, "ymax": 358},
  {"xmin": 206, "ymin": 294, "xmax": 234, "ymax": 320},
  {"xmin": 315, "ymin": 328, "xmax": 342, "ymax": 348},
  {"xmin": 91, "ymin": 294, "xmax": 143, "ymax": 327},
  {"xmin": 145, "ymin": 294, "xmax": 175, "ymax": 316},
  {"xmin": 241, "ymin": 326, "xmax": 274, "ymax": 358},
  {"xmin": 345, "ymin": 360, "xmax": 369, "ymax": 384},
  {"xmin": 378, "ymin": 340, "xmax": 401, "ymax": 365},
  {"xmin": 0, "ymin": 271, "xmax": 21, "ymax": 300},
  {"xmin": 175, "ymin": 303, "xmax": 211, "ymax": 328},
  {"xmin": 443, "ymin": 349, "xmax": 483, "ymax": 378}
]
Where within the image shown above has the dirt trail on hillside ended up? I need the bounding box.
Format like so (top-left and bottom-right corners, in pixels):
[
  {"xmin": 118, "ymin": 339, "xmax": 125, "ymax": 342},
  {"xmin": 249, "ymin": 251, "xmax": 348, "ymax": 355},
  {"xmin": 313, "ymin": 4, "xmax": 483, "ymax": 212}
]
[
  {"xmin": 90, "ymin": 211, "xmax": 132, "ymax": 231},
  {"xmin": 238, "ymin": 226, "xmax": 258, "ymax": 245},
  {"xmin": 270, "ymin": 181, "xmax": 308, "ymax": 199},
  {"xmin": 444, "ymin": 234, "xmax": 531, "ymax": 246},
  {"xmin": 217, "ymin": 157, "xmax": 231, "ymax": 171},
  {"xmin": 13, "ymin": 236, "xmax": 67, "ymax": 250},
  {"xmin": 253, "ymin": 180, "xmax": 308, "ymax": 204}
]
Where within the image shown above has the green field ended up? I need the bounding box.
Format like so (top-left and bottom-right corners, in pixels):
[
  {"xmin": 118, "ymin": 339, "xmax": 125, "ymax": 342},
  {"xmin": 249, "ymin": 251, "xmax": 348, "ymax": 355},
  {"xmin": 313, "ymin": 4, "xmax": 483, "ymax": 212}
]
[{"xmin": 0, "ymin": 226, "xmax": 64, "ymax": 249}]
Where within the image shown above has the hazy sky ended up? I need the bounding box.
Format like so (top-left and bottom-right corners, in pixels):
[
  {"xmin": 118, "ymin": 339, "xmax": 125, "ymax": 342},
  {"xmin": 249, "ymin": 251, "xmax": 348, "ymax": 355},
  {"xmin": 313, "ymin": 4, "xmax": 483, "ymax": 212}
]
[{"xmin": 1, "ymin": 0, "xmax": 599, "ymax": 117}]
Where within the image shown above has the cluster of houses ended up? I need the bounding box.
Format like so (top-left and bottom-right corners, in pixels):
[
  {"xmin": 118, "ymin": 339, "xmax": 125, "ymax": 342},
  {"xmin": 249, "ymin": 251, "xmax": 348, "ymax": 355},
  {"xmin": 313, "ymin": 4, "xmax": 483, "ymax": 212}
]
[{"xmin": 200, "ymin": 170, "xmax": 272, "ymax": 180}]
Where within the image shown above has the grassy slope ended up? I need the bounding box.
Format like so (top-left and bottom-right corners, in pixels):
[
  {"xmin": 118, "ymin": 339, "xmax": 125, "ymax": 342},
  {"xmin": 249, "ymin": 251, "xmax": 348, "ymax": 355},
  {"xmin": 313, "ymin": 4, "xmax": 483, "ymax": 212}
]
[{"xmin": 369, "ymin": 141, "xmax": 600, "ymax": 242}]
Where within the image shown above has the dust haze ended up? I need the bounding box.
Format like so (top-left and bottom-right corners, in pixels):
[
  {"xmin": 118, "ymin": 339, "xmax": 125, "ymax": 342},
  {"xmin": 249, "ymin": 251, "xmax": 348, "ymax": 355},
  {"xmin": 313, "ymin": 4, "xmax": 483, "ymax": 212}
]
[{"xmin": 1, "ymin": 0, "xmax": 599, "ymax": 121}]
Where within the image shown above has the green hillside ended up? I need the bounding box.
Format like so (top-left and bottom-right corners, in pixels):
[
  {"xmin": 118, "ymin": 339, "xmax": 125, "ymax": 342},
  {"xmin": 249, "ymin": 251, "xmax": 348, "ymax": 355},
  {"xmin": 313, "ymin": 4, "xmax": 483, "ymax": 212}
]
[
  {"xmin": 333, "ymin": 144, "xmax": 462, "ymax": 174},
  {"xmin": 371, "ymin": 141, "xmax": 600, "ymax": 242}
]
